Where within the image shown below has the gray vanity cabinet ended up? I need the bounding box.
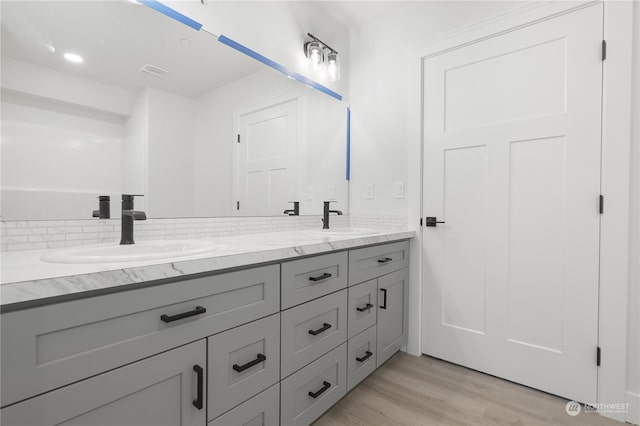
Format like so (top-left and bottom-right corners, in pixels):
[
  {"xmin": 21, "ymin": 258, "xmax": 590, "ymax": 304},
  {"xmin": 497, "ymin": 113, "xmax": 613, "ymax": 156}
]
[
  {"xmin": 1, "ymin": 340, "xmax": 206, "ymax": 426},
  {"xmin": 1, "ymin": 239, "xmax": 410, "ymax": 426},
  {"xmin": 376, "ymin": 267, "xmax": 409, "ymax": 367}
]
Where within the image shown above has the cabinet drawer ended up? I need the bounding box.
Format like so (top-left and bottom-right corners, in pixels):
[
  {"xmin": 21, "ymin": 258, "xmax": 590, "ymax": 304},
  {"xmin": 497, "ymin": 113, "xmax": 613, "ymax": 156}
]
[
  {"xmin": 348, "ymin": 240, "xmax": 409, "ymax": 285},
  {"xmin": 347, "ymin": 326, "xmax": 377, "ymax": 391},
  {"xmin": 1, "ymin": 340, "xmax": 206, "ymax": 426},
  {"xmin": 1, "ymin": 265, "xmax": 279, "ymax": 407},
  {"xmin": 208, "ymin": 383, "xmax": 279, "ymax": 426},
  {"xmin": 280, "ymin": 343, "xmax": 347, "ymax": 426},
  {"xmin": 348, "ymin": 279, "xmax": 378, "ymax": 338},
  {"xmin": 281, "ymin": 251, "xmax": 348, "ymax": 309},
  {"xmin": 208, "ymin": 314, "xmax": 280, "ymax": 420},
  {"xmin": 281, "ymin": 290, "xmax": 347, "ymax": 378}
]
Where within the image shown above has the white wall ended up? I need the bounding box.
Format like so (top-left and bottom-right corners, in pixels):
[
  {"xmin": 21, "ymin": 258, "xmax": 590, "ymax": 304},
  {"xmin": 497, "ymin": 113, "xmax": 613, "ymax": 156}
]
[
  {"xmin": 348, "ymin": 1, "xmax": 516, "ymax": 218},
  {"xmin": 627, "ymin": 1, "xmax": 640, "ymax": 422},
  {"xmin": 0, "ymin": 59, "xmax": 129, "ymax": 220},
  {"xmin": 0, "ymin": 57, "xmax": 134, "ymax": 116},
  {"xmin": 146, "ymin": 88, "xmax": 195, "ymax": 218}
]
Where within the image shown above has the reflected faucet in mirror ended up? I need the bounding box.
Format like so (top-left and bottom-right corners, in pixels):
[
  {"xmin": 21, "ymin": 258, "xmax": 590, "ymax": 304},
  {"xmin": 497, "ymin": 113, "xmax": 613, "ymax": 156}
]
[
  {"xmin": 322, "ymin": 201, "xmax": 342, "ymax": 229},
  {"xmin": 92, "ymin": 196, "xmax": 111, "ymax": 219},
  {"xmin": 120, "ymin": 194, "xmax": 147, "ymax": 245},
  {"xmin": 284, "ymin": 201, "xmax": 300, "ymax": 216}
]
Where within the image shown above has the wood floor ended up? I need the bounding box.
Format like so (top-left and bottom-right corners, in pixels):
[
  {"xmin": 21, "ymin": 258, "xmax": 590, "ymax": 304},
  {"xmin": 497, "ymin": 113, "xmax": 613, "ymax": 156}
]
[{"xmin": 313, "ymin": 352, "xmax": 621, "ymax": 426}]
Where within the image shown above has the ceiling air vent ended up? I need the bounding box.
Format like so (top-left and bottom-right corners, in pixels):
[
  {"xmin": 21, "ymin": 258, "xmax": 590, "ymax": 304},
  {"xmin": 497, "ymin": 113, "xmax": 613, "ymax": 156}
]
[{"xmin": 139, "ymin": 64, "xmax": 168, "ymax": 77}]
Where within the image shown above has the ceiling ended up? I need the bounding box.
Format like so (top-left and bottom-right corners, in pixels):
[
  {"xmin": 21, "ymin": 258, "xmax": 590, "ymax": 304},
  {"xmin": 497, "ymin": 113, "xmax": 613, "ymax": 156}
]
[
  {"xmin": 0, "ymin": 1, "xmax": 264, "ymax": 99},
  {"xmin": 312, "ymin": 1, "xmax": 411, "ymax": 30}
]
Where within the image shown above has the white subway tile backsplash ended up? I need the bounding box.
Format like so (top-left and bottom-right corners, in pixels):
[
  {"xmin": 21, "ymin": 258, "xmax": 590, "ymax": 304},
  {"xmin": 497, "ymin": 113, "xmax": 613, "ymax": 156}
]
[{"xmin": 0, "ymin": 214, "xmax": 407, "ymax": 252}]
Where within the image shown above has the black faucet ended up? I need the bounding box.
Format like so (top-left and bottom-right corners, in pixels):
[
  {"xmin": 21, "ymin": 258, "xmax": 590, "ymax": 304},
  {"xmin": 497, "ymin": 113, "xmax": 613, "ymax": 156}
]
[
  {"xmin": 120, "ymin": 194, "xmax": 146, "ymax": 245},
  {"xmin": 92, "ymin": 195, "xmax": 111, "ymax": 219},
  {"xmin": 322, "ymin": 201, "xmax": 343, "ymax": 229},
  {"xmin": 284, "ymin": 201, "xmax": 300, "ymax": 216}
]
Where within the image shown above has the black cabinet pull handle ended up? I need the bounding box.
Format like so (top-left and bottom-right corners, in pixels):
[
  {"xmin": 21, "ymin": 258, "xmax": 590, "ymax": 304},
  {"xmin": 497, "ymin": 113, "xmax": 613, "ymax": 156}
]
[
  {"xmin": 377, "ymin": 257, "xmax": 392, "ymax": 264},
  {"xmin": 308, "ymin": 323, "xmax": 332, "ymax": 336},
  {"xmin": 309, "ymin": 272, "xmax": 332, "ymax": 282},
  {"xmin": 161, "ymin": 306, "xmax": 206, "ymax": 323},
  {"xmin": 308, "ymin": 381, "xmax": 331, "ymax": 398},
  {"xmin": 380, "ymin": 288, "xmax": 388, "ymax": 310},
  {"xmin": 356, "ymin": 351, "xmax": 373, "ymax": 363},
  {"xmin": 356, "ymin": 303, "xmax": 374, "ymax": 312},
  {"xmin": 233, "ymin": 354, "xmax": 266, "ymax": 372},
  {"xmin": 193, "ymin": 365, "xmax": 204, "ymax": 410}
]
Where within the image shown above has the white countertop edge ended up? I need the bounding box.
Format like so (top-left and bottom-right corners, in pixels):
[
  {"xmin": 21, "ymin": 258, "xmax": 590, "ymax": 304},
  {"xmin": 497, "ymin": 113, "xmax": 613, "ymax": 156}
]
[{"xmin": 1, "ymin": 230, "xmax": 414, "ymax": 309}]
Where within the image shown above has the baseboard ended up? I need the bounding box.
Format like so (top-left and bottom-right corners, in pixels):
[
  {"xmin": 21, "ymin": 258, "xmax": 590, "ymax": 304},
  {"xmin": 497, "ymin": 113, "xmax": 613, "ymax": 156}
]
[{"xmin": 628, "ymin": 391, "xmax": 640, "ymax": 425}]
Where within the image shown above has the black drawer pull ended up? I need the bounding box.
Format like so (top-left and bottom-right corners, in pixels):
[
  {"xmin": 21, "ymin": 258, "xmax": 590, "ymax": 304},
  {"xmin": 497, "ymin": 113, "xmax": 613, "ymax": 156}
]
[
  {"xmin": 356, "ymin": 303, "xmax": 374, "ymax": 312},
  {"xmin": 161, "ymin": 306, "xmax": 206, "ymax": 323},
  {"xmin": 308, "ymin": 323, "xmax": 332, "ymax": 336},
  {"xmin": 309, "ymin": 272, "xmax": 332, "ymax": 282},
  {"xmin": 380, "ymin": 288, "xmax": 388, "ymax": 310},
  {"xmin": 377, "ymin": 257, "xmax": 392, "ymax": 264},
  {"xmin": 193, "ymin": 364, "xmax": 204, "ymax": 410},
  {"xmin": 308, "ymin": 381, "xmax": 331, "ymax": 398},
  {"xmin": 356, "ymin": 351, "xmax": 373, "ymax": 363},
  {"xmin": 233, "ymin": 354, "xmax": 266, "ymax": 372}
]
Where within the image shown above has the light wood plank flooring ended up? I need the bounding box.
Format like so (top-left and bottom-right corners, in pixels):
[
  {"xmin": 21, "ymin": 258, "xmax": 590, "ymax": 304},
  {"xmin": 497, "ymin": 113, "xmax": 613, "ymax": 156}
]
[{"xmin": 314, "ymin": 352, "xmax": 621, "ymax": 426}]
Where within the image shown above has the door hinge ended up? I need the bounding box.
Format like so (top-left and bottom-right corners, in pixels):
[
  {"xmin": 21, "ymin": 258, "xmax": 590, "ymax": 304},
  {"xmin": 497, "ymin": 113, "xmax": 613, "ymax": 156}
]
[
  {"xmin": 599, "ymin": 195, "xmax": 604, "ymax": 214},
  {"xmin": 420, "ymin": 218, "xmax": 423, "ymax": 227},
  {"xmin": 596, "ymin": 346, "xmax": 601, "ymax": 366},
  {"xmin": 602, "ymin": 40, "xmax": 607, "ymax": 61},
  {"xmin": 236, "ymin": 201, "xmax": 240, "ymax": 210},
  {"xmin": 237, "ymin": 134, "xmax": 240, "ymax": 143}
]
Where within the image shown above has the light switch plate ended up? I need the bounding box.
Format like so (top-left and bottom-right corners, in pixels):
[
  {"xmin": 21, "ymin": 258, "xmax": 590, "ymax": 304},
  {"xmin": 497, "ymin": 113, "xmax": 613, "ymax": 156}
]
[
  {"xmin": 394, "ymin": 181, "xmax": 405, "ymax": 199},
  {"xmin": 327, "ymin": 185, "xmax": 335, "ymax": 200},
  {"xmin": 365, "ymin": 183, "xmax": 375, "ymax": 199}
]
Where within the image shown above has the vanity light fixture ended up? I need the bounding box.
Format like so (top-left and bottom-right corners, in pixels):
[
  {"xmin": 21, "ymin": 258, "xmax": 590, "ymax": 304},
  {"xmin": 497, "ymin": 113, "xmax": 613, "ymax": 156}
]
[
  {"xmin": 304, "ymin": 33, "xmax": 340, "ymax": 81},
  {"xmin": 63, "ymin": 52, "xmax": 83, "ymax": 64}
]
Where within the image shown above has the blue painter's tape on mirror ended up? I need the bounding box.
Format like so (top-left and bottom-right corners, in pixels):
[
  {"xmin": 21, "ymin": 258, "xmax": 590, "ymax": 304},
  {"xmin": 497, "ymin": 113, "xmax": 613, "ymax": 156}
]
[
  {"xmin": 218, "ymin": 35, "xmax": 343, "ymax": 101},
  {"xmin": 346, "ymin": 107, "xmax": 351, "ymax": 181},
  {"xmin": 139, "ymin": 0, "xmax": 202, "ymax": 31}
]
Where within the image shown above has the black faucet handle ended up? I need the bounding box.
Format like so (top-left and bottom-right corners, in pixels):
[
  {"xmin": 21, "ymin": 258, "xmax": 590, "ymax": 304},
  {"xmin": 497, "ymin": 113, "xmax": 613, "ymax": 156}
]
[{"xmin": 122, "ymin": 194, "xmax": 144, "ymax": 201}]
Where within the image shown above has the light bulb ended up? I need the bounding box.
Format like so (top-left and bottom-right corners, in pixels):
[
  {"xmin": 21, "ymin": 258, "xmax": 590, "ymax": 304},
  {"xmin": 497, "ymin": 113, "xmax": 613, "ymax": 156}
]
[
  {"xmin": 327, "ymin": 52, "xmax": 340, "ymax": 81},
  {"xmin": 306, "ymin": 40, "xmax": 323, "ymax": 73}
]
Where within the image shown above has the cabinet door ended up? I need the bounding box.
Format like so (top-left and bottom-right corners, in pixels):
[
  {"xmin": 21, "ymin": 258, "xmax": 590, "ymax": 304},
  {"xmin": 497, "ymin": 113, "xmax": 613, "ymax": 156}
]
[
  {"xmin": 1, "ymin": 341, "xmax": 206, "ymax": 426},
  {"xmin": 377, "ymin": 268, "xmax": 409, "ymax": 367}
]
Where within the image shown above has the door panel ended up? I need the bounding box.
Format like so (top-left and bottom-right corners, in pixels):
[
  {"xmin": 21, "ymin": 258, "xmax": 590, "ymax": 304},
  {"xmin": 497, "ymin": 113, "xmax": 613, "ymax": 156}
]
[
  {"xmin": 422, "ymin": 4, "xmax": 603, "ymax": 403},
  {"xmin": 236, "ymin": 100, "xmax": 297, "ymax": 216}
]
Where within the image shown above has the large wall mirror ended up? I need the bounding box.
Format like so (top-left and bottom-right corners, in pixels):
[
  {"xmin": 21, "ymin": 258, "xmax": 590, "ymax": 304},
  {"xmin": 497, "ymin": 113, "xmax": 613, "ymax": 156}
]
[{"xmin": 0, "ymin": 0, "xmax": 348, "ymax": 220}]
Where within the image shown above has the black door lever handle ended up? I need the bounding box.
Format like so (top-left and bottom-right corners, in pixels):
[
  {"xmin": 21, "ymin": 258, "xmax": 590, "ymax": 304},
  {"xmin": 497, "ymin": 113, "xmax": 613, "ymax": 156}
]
[{"xmin": 425, "ymin": 217, "xmax": 445, "ymax": 227}]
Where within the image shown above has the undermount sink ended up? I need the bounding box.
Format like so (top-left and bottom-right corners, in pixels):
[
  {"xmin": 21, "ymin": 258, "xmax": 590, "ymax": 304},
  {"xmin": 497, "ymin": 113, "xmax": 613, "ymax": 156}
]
[
  {"xmin": 304, "ymin": 228, "xmax": 380, "ymax": 237},
  {"xmin": 41, "ymin": 240, "xmax": 222, "ymax": 264}
]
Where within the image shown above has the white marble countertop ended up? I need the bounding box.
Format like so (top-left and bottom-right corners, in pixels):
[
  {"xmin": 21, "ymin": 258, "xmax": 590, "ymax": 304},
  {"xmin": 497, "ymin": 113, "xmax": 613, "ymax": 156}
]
[{"xmin": 1, "ymin": 228, "xmax": 414, "ymax": 310}]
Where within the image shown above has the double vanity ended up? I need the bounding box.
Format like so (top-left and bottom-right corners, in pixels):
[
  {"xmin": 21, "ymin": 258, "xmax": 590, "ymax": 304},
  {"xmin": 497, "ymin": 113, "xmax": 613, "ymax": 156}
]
[{"xmin": 0, "ymin": 229, "xmax": 413, "ymax": 426}]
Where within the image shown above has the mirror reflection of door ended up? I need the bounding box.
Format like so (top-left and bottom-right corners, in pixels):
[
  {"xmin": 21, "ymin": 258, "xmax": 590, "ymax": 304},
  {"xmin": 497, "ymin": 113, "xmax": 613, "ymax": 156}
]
[{"xmin": 235, "ymin": 100, "xmax": 297, "ymax": 216}]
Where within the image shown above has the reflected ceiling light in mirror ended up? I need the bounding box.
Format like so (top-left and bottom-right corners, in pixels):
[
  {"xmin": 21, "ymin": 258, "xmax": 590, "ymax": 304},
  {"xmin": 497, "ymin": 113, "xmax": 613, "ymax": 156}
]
[
  {"xmin": 63, "ymin": 53, "xmax": 83, "ymax": 64},
  {"xmin": 304, "ymin": 33, "xmax": 340, "ymax": 82}
]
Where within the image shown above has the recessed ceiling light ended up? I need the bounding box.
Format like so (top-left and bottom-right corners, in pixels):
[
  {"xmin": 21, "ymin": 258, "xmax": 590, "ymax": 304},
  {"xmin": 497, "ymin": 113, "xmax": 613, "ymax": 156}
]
[{"xmin": 64, "ymin": 53, "xmax": 84, "ymax": 64}]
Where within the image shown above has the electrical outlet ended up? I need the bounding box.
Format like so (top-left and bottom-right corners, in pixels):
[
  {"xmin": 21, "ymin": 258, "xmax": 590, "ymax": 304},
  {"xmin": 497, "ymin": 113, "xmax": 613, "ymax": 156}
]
[
  {"xmin": 365, "ymin": 183, "xmax": 375, "ymax": 199},
  {"xmin": 394, "ymin": 181, "xmax": 405, "ymax": 199},
  {"xmin": 305, "ymin": 186, "xmax": 314, "ymax": 200},
  {"xmin": 327, "ymin": 185, "xmax": 335, "ymax": 200}
]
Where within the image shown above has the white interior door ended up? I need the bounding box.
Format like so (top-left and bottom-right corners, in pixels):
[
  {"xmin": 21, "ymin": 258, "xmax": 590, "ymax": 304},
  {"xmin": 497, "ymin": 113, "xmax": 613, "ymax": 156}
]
[
  {"xmin": 236, "ymin": 100, "xmax": 297, "ymax": 216},
  {"xmin": 421, "ymin": 4, "xmax": 603, "ymax": 403}
]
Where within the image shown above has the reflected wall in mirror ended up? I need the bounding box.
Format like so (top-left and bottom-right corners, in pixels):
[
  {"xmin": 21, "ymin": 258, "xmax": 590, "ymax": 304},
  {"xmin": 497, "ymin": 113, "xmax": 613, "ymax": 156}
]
[{"xmin": 0, "ymin": 1, "xmax": 348, "ymax": 220}]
